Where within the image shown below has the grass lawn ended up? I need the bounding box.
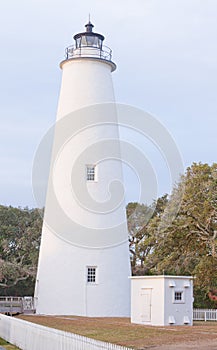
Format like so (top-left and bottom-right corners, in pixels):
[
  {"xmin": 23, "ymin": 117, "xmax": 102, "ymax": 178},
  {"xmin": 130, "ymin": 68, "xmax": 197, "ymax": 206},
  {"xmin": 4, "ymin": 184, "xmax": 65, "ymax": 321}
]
[{"xmin": 17, "ymin": 315, "xmax": 217, "ymax": 349}]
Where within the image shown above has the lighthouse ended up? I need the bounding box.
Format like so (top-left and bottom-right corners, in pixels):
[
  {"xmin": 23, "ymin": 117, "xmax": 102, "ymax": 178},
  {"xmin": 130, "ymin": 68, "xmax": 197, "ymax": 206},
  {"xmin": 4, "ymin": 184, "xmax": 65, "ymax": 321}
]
[{"xmin": 34, "ymin": 21, "xmax": 131, "ymax": 316}]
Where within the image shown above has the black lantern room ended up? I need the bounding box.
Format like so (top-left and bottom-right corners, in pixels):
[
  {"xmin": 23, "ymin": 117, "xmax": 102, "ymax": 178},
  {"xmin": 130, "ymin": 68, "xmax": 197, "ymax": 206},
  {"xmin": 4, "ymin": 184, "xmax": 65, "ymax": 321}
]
[
  {"xmin": 74, "ymin": 21, "xmax": 105, "ymax": 50},
  {"xmin": 62, "ymin": 21, "xmax": 116, "ymax": 71}
]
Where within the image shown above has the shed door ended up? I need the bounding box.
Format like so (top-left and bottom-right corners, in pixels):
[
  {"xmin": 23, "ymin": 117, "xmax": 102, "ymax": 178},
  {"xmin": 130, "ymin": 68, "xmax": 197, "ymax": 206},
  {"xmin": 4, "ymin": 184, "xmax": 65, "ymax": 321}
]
[{"xmin": 140, "ymin": 288, "xmax": 152, "ymax": 322}]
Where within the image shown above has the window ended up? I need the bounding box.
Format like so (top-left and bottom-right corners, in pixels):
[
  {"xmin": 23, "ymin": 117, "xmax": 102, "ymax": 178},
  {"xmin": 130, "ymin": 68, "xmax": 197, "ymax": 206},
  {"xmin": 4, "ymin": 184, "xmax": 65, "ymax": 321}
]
[
  {"xmin": 173, "ymin": 290, "xmax": 184, "ymax": 303},
  {"xmin": 87, "ymin": 267, "xmax": 96, "ymax": 283},
  {"xmin": 86, "ymin": 165, "xmax": 95, "ymax": 181},
  {"xmin": 174, "ymin": 292, "xmax": 182, "ymax": 301}
]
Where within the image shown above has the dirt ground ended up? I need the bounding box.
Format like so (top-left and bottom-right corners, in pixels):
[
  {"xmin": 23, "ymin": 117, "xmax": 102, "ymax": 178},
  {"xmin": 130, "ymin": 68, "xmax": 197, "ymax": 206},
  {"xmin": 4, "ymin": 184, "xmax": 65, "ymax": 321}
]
[
  {"xmin": 18, "ymin": 315, "xmax": 217, "ymax": 349},
  {"xmin": 152, "ymin": 340, "xmax": 217, "ymax": 350}
]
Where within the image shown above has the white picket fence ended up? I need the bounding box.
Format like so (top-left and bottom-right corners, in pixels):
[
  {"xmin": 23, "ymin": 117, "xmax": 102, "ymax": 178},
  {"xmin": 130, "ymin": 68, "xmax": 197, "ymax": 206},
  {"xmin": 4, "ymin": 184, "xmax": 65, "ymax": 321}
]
[
  {"xmin": 1, "ymin": 310, "xmax": 216, "ymax": 350},
  {"xmin": 0, "ymin": 314, "xmax": 132, "ymax": 350},
  {"xmin": 193, "ymin": 309, "xmax": 217, "ymax": 322}
]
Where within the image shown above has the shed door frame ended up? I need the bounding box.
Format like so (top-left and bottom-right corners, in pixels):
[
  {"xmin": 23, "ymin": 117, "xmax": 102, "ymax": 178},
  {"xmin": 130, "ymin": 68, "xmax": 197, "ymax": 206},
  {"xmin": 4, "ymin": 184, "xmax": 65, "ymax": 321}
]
[{"xmin": 140, "ymin": 288, "xmax": 152, "ymax": 322}]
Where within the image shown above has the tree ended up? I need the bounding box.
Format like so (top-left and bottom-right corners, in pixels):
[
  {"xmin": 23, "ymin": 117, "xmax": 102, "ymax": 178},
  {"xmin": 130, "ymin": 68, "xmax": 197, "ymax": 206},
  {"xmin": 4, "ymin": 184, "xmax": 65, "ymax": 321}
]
[
  {"xmin": 0, "ymin": 205, "xmax": 43, "ymax": 295},
  {"xmin": 126, "ymin": 195, "xmax": 168, "ymax": 275},
  {"xmin": 149, "ymin": 163, "xmax": 217, "ymax": 307}
]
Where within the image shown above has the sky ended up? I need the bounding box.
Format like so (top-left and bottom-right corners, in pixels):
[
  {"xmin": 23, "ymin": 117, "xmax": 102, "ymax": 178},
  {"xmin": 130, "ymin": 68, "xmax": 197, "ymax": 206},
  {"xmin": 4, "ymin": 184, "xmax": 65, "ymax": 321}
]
[{"xmin": 0, "ymin": 0, "xmax": 217, "ymax": 208}]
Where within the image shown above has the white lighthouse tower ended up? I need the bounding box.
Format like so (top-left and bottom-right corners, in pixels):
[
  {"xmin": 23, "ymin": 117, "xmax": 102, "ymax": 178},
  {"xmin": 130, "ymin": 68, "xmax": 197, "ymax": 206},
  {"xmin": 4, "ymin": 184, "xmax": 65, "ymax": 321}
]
[{"xmin": 34, "ymin": 21, "xmax": 131, "ymax": 316}]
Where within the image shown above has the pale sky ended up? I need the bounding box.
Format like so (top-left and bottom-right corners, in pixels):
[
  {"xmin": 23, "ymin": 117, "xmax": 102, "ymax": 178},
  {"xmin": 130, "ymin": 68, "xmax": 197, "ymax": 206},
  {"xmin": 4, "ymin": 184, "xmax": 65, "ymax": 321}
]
[{"xmin": 0, "ymin": 0, "xmax": 217, "ymax": 207}]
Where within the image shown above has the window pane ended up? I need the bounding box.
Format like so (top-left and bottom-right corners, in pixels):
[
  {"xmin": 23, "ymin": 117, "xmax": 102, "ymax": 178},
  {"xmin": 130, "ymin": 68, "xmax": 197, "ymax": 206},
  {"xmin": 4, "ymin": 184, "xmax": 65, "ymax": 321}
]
[
  {"xmin": 175, "ymin": 292, "xmax": 182, "ymax": 300},
  {"xmin": 87, "ymin": 267, "xmax": 96, "ymax": 283},
  {"xmin": 86, "ymin": 165, "xmax": 95, "ymax": 181},
  {"xmin": 81, "ymin": 36, "xmax": 87, "ymax": 46},
  {"xmin": 75, "ymin": 37, "xmax": 81, "ymax": 48},
  {"xmin": 86, "ymin": 35, "xmax": 96, "ymax": 46},
  {"xmin": 98, "ymin": 38, "xmax": 102, "ymax": 49}
]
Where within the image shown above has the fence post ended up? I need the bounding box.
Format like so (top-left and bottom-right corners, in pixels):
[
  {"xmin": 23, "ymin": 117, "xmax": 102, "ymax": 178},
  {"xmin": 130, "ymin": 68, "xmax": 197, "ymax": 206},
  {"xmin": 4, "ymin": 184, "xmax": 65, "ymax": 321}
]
[{"xmin": 205, "ymin": 310, "xmax": 207, "ymax": 322}]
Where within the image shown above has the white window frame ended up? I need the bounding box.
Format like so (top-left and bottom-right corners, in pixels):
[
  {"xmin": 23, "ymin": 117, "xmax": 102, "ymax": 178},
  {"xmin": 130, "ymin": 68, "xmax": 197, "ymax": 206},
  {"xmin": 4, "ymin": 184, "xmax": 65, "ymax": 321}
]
[
  {"xmin": 86, "ymin": 266, "xmax": 98, "ymax": 284},
  {"xmin": 173, "ymin": 289, "xmax": 185, "ymax": 304},
  {"xmin": 86, "ymin": 165, "xmax": 97, "ymax": 182}
]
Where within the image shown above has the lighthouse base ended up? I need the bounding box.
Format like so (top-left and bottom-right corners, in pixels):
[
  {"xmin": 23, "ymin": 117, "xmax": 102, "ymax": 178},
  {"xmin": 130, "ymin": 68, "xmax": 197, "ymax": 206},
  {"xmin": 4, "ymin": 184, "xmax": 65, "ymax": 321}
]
[{"xmin": 35, "ymin": 227, "xmax": 131, "ymax": 317}]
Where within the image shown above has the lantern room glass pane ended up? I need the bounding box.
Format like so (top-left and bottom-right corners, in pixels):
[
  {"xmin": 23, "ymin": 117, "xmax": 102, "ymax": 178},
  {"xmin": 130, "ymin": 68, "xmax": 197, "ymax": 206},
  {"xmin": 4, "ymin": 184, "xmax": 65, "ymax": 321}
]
[
  {"xmin": 86, "ymin": 35, "xmax": 96, "ymax": 46},
  {"xmin": 81, "ymin": 35, "xmax": 87, "ymax": 46},
  {"xmin": 98, "ymin": 38, "xmax": 102, "ymax": 49},
  {"xmin": 78, "ymin": 35, "xmax": 102, "ymax": 48},
  {"xmin": 75, "ymin": 37, "xmax": 81, "ymax": 48}
]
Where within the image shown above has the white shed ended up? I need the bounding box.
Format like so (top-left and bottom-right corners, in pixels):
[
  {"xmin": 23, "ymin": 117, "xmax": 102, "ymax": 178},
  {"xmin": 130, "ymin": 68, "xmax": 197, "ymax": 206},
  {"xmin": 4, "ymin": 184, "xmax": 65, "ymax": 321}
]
[{"xmin": 130, "ymin": 275, "xmax": 193, "ymax": 326}]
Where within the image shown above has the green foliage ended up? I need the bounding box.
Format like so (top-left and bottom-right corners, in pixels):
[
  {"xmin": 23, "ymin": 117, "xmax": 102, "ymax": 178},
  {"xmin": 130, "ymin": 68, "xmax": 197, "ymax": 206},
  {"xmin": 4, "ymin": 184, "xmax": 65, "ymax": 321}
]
[
  {"xmin": 127, "ymin": 195, "xmax": 168, "ymax": 275},
  {"xmin": 128, "ymin": 163, "xmax": 217, "ymax": 308},
  {"xmin": 0, "ymin": 205, "xmax": 43, "ymax": 295}
]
